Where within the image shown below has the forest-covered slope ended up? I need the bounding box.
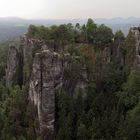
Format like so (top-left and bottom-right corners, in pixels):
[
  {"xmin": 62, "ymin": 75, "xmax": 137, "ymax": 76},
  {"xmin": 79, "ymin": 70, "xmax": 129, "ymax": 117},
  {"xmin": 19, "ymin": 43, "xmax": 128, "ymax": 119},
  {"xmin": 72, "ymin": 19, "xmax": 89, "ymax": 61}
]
[{"xmin": 0, "ymin": 19, "xmax": 139, "ymax": 140}]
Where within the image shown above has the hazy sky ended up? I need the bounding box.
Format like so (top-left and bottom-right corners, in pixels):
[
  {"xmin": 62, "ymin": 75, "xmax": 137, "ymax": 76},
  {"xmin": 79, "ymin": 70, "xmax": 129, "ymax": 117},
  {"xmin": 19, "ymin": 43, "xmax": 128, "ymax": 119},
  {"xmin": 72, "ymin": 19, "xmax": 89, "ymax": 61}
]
[{"xmin": 0, "ymin": 0, "xmax": 140, "ymax": 19}]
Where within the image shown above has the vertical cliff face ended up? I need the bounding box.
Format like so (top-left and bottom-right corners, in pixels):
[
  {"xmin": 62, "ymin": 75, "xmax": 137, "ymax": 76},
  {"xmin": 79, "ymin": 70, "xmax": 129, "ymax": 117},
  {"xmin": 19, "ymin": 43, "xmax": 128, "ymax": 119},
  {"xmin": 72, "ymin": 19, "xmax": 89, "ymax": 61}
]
[
  {"xmin": 6, "ymin": 46, "xmax": 23, "ymax": 87},
  {"xmin": 20, "ymin": 35, "xmax": 34, "ymax": 83},
  {"xmin": 102, "ymin": 27, "xmax": 140, "ymax": 72},
  {"xmin": 29, "ymin": 49, "xmax": 63, "ymax": 139},
  {"xmin": 130, "ymin": 27, "xmax": 140, "ymax": 68},
  {"xmin": 27, "ymin": 41, "xmax": 88, "ymax": 138},
  {"xmin": 113, "ymin": 35, "xmax": 125, "ymax": 71}
]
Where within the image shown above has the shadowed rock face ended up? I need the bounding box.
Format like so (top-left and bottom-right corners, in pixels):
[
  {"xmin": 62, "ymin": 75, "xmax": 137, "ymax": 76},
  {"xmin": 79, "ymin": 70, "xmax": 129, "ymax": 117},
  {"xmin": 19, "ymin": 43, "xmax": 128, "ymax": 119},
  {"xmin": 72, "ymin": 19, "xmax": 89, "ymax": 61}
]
[
  {"xmin": 102, "ymin": 27, "xmax": 140, "ymax": 72},
  {"xmin": 6, "ymin": 46, "xmax": 23, "ymax": 87},
  {"xmin": 20, "ymin": 36, "xmax": 67, "ymax": 139},
  {"xmin": 113, "ymin": 35, "xmax": 125, "ymax": 71}
]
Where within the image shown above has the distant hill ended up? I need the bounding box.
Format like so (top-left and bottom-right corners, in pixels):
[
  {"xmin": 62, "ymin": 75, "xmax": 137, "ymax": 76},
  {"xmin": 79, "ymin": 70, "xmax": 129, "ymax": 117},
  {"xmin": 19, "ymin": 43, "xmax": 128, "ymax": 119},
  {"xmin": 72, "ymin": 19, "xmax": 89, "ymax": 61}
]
[
  {"xmin": 0, "ymin": 17, "xmax": 140, "ymax": 42},
  {"xmin": 95, "ymin": 17, "xmax": 140, "ymax": 36}
]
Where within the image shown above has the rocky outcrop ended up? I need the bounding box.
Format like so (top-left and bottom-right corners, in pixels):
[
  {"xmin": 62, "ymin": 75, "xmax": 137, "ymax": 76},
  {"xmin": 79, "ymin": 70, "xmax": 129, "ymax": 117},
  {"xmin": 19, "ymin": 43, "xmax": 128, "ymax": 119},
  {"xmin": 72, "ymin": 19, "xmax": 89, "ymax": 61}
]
[
  {"xmin": 28, "ymin": 41, "xmax": 88, "ymax": 138},
  {"xmin": 103, "ymin": 27, "xmax": 140, "ymax": 72},
  {"xmin": 6, "ymin": 46, "xmax": 23, "ymax": 87},
  {"xmin": 130, "ymin": 27, "xmax": 140, "ymax": 68},
  {"xmin": 20, "ymin": 35, "xmax": 43, "ymax": 83},
  {"xmin": 29, "ymin": 49, "xmax": 63, "ymax": 139},
  {"xmin": 113, "ymin": 34, "xmax": 125, "ymax": 71},
  {"xmin": 5, "ymin": 26, "xmax": 140, "ymax": 139},
  {"xmin": 74, "ymin": 65, "xmax": 88, "ymax": 97}
]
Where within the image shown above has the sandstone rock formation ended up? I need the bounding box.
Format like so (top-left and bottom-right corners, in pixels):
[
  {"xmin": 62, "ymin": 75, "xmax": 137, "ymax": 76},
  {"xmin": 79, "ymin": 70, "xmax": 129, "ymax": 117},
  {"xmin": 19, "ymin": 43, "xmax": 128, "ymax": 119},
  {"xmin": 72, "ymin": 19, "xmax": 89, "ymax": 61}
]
[
  {"xmin": 20, "ymin": 35, "xmax": 87, "ymax": 139},
  {"xmin": 130, "ymin": 27, "xmax": 140, "ymax": 68},
  {"xmin": 6, "ymin": 46, "xmax": 23, "ymax": 87},
  {"xmin": 113, "ymin": 33, "xmax": 125, "ymax": 71},
  {"xmin": 6, "ymin": 27, "xmax": 140, "ymax": 139},
  {"xmin": 29, "ymin": 49, "xmax": 62, "ymax": 139},
  {"xmin": 9, "ymin": 27, "xmax": 140, "ymax": 138}
]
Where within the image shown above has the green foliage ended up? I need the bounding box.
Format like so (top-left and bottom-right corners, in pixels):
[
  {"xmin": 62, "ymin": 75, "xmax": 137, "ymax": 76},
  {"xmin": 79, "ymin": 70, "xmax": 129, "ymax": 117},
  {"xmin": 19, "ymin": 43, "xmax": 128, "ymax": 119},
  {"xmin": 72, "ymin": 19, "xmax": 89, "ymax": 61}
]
[
  {"xmin": 95, "ymin": 24, "xmax": 113, "ymax": 47},
  {"xmin": 55, "ymin": 58, "xmax": 123, "ymax": 140},
  {"xmin": 114, "ymin": 30, "xmax": 125, "ymax": 39},
  {"xmin": 119, "ymin": 70, "xmax": 140, "ymax": 110},
  {"xmin": 0, "ymin": 19, "xmax": 139, "ymax": 140},
  {"xmin": 117, "ymin": 70, "xmax": 140, "ymax": 140},
  {"xmin": 27, "ymin": 18, "xmax": 114, "ymax": 48},
  {"xmin": 102, "ymin": 62, "xmax": 123, "ymax": 93},
  {"xmin": 28, "ymin": 25, "xmax": 38, "ymax": 38},
  {"xmin": 2, "ymin": 86, "xmax": 27, "ymax": 140},
  {"xmin": 0, "ymin": 84, "xmax": 38, "ymax": 140},
  {"xmin": 86, "ymin": 18, "xmax": 97, "ymax": 43}
]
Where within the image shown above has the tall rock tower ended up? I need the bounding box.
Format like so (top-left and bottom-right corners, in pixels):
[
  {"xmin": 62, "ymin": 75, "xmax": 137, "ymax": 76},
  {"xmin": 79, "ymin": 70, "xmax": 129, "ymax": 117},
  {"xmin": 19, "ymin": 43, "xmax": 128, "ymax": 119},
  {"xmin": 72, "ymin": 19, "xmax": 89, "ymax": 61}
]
[{"xmin": 130, "ymin": 27, "xmax": 140, "ymax": 68}]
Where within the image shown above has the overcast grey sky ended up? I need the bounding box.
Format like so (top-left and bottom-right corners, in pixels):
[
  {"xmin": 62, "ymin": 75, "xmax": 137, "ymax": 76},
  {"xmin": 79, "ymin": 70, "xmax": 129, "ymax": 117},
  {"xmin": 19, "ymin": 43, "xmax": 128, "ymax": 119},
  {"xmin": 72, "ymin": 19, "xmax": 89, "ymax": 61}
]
[{"xmin": 0, "ymin": 0, "xmax": 140, "ymax": 19}]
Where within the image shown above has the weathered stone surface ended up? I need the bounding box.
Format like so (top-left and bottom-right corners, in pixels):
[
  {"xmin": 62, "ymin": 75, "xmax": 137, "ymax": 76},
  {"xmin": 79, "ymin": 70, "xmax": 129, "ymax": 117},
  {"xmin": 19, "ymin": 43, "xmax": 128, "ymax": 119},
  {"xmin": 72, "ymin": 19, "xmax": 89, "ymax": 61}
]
[
  {"xmin": 28, "ymin": 43, "xmax": 88, "ymax": 138},
  {"xmin": 74, "ymin": 66, "xmax": 88, "ymax": 97},
  {"xmin": 6, "ymin": 46, "xmax": 22, "ymax": 87},
  {"xmin": 6, "ymin": 35, "xmax": 88, "ymax": 139},
  {"xmin": 103, "ymin": 46, "xmax": 112, "ymax": 62},
  {"xmin": 113, "ymin": 34, "xmax": 125, "ymax": 71},
  {"xmin": 20, "ymin": 35, "xmax": 35, "ymax": 83},
  {"xmin": 20, "ymin": 35, "xmax": 44, "ymax": 83},
  {"xmin": 130, "ymin": 27, "xmax": 140, "ymax": 68},
  {"xmin": 29, "ymin": 49, "xmax": 63, "ymax": 139}
]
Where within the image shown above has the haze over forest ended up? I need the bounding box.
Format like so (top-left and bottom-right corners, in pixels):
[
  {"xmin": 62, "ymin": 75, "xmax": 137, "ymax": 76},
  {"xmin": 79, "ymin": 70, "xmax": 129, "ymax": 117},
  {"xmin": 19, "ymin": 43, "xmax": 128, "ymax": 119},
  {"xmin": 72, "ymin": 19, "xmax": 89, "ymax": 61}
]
[
  {"xmin": 1, "ymin": 16, "xmax": 140, "ymax": 42},
  {"xmin": 0, "ymin": 0, "xmax": 139, "ymax": 42}
]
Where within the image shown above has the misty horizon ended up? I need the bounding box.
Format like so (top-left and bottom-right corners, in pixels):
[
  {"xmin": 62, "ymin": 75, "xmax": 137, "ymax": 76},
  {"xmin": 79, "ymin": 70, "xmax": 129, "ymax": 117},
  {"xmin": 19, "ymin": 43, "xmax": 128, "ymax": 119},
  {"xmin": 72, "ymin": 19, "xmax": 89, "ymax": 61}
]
[
  {"xmin": 0, "ymin": 0, "xmax": 140, "ymax": 19},
  {"xmin": 0, "ymin": 0, "xmax": 139, "ymax": 42},
  {"xmin": 0, "ymin": 16, "xmax": 140, "ymax": 20}
]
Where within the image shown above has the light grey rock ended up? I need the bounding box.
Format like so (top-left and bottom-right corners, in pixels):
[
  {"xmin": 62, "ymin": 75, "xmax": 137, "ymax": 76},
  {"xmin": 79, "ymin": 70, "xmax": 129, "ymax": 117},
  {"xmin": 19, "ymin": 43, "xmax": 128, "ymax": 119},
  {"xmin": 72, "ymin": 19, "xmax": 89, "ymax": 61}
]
[
  {"xmin": 29, "ymin": 49, "xmax": 63, "ymax": 139},
  {"xmin": 8, "ymin": 35, "xmax": 88, "ymax": 139},
  {"xmin": 130, "ymin": 27, "xmax": 140, "ymax": 68}
]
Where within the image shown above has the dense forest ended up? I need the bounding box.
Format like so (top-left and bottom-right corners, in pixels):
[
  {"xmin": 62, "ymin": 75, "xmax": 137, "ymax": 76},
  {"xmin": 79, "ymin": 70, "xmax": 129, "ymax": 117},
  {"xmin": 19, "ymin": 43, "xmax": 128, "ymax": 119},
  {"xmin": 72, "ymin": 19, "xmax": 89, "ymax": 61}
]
[{"xmin": 0, "ymin": 18, "xmax": 139, "ymax": 140}]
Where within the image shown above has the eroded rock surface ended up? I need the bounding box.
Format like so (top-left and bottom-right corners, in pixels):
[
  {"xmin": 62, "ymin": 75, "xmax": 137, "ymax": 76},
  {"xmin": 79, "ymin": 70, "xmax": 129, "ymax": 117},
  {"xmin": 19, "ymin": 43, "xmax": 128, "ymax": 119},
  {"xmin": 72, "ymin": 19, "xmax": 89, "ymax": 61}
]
[
  {"xmin": 29, "ymin": 49, "xmax": 63, "ymax": 138},
  {"xmin": 130, "ymin": 27, "xmax": 140, "ymax": 68},
  {"xmin": 28, "ymin": 41, "xmax": 88, "ymax": 138},
  {"xmin": 5, "ymin": 26, "xmax": 140, "ymax": 139},
  {"xmin": 6, "ymin": 46, "xmax": 23, "ymax": 87}
]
